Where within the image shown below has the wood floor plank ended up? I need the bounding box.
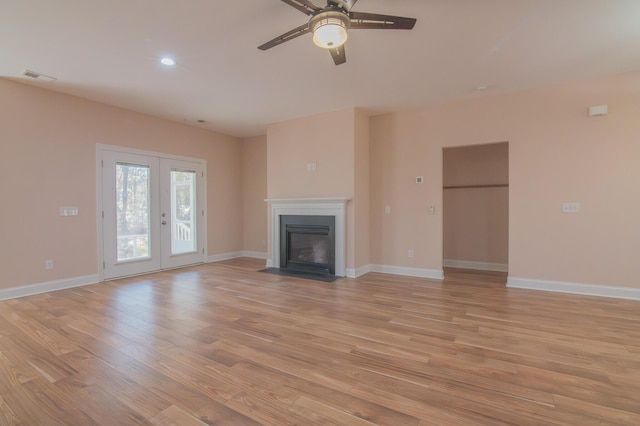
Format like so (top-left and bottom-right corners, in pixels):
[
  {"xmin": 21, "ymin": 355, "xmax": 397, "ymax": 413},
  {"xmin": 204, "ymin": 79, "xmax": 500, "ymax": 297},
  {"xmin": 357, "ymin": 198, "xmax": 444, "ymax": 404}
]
[
  {"xmin": 0, "ymin": 394, "xmax": 22, "ymax": 425},
  {"xmin": 224, "ymin": 391, "xmax": 318, "ymax": 426},
  {"xmin": 0, "ymin": 259, "xmax": 638, "ymax": 424},
  {"xmin": 115, "ymin": 358, "xmax": 260, "ymax": 425},
  {"xmin": 54, "ymin": 377, "xmax": 148, "ymax": 424},
  {"xmin": 231, "ymin": 361, "xmax": 420, "ymax": 426},
  {"xmin": 552, "ymin": 393, "xmax": 640, "ymax": 425},
  {"xmin": 0, "ymin": 334, "xmax": 75, "ymax": 385},
  {"xmin": 59, "ymin": 348, "xmax": 173, "ymax": 419},
  {"xmin": 117, "ymin": 342, "xmax": 241, "ymax": 403},
  {"xmin": 0, "ymin": 345, "xmax": 40, "ymax": 387},
  {"xmin": 288, "ymin": 395, "xmax": 379, "ymax": 425},
  {"xmin": 0, "ymin": 306, "xmax": 79, "ymax": 356},
  {"xmin": 1, "ymin": 377, "xmax": 97, "ymax": 425},
  {"xmin": 148, "ymin": 404, "xmax": 208, "ymax": 425}
]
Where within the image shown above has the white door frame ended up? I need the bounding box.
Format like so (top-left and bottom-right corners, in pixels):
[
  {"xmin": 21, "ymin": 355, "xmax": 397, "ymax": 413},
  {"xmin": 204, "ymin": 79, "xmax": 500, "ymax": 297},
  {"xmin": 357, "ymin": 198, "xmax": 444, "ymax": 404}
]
[{"xmin": 96, "ymin": 144, "xmax": 207, "ymax": 281}]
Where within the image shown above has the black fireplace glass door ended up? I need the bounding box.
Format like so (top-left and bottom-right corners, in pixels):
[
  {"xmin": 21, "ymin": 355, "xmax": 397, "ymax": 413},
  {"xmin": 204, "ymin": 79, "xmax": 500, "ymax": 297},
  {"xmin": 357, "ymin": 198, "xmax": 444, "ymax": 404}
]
[{"xmin": 280, "ymin": 215, "xmax": 335, "ymax": 275}]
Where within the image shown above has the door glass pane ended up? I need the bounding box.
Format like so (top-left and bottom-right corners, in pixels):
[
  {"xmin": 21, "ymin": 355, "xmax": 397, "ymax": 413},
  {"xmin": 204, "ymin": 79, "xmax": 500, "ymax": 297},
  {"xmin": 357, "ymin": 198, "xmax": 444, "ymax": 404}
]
[
  {"xmin": 116, "ymin": 163, "xmax": 150, "ymax": 261},
  {"xmin": 171, "ymin": 170, "xmax": 197, "ymax": 254}
]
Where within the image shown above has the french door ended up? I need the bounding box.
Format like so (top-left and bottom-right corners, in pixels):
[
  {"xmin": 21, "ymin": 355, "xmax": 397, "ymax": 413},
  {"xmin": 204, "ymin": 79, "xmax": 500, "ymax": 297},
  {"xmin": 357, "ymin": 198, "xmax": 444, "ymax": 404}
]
[{"xmin": 100, "ymin": 148, "xmax": 205, "ymax": 280}]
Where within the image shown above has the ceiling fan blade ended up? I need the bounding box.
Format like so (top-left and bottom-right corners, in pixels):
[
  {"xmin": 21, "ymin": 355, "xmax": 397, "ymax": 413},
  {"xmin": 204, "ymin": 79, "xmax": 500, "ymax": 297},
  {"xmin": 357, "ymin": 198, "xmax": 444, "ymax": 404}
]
[
  {"xmin": 349, "ymin": 11, "xmax": 417, "ymax": 30},
  {"xmin": 280, "ymin": 0, "xmax": 322, "ymax": 15},
  {"xmin": 329, "ymin": 45, "xmax": 346, "ymax": 65},
  {"xmin": 258, "ymin": 23, "xmax": 310, "ymax": 50}
]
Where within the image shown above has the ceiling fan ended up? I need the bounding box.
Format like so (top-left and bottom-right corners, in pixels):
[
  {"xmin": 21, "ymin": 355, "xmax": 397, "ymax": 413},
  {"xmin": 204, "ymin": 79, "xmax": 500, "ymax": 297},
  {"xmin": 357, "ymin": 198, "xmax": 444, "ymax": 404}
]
[{"xmin": 258, "ymin": 0, "xmax": 417, "ymax": 65}]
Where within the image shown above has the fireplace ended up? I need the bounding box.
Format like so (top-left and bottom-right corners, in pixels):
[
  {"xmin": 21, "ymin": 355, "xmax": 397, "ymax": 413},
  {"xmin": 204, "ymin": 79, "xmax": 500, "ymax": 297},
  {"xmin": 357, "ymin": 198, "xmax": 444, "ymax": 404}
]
[
  {"xmin": 266, "ymin": 198, "xmax": 349, "ymax": 277},
  {"xmin": 280, "ymin": 215, "xmax": 335, "ymax": 275}
]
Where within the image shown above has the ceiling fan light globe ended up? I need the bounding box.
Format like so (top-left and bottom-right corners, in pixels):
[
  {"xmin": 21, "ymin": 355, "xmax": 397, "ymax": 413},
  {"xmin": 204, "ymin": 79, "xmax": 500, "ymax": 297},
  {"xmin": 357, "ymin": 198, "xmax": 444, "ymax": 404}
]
[
  {"xmin": 309, "ymin": 11, "xmax": 350, "ymax": 49},
  {"xmin": 313, "ymin": 23, "xmax": 348, "ymax": 49}
]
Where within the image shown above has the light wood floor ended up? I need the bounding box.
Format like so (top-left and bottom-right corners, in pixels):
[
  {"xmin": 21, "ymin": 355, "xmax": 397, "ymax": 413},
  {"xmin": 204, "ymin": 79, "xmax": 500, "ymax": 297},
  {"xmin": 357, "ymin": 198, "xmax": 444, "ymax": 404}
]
[{"xmin": 1, "ymin": 259, "xmax": 639, "ymax": 425}]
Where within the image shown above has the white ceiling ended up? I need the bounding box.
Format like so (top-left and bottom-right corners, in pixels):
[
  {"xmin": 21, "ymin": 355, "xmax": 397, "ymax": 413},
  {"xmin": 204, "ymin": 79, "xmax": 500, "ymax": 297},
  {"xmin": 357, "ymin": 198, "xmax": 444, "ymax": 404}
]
[{"xmin": 2, "ymin": 0, "xmax": 639, "ymax": 138}]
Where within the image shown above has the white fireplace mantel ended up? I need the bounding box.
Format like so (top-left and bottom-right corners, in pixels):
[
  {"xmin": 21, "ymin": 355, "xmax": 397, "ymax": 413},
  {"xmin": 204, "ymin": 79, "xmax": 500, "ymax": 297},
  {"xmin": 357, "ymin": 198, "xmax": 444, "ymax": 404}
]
[{"xmin": 265, "ymin": 197, "xmax": 350, "ymax": 277}]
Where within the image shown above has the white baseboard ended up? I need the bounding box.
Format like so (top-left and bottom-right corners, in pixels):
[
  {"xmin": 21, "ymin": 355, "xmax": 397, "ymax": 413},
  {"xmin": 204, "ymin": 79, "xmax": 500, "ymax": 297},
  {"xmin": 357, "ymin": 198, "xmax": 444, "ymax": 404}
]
[
  {"xmin": 0, "ymin": 274, "xmax": 100, "ymax": 301},
  {"xmin": 346, "ymin": 264, "xmax": 372, "ymax": 278},
  {"xmin": 265, "ymin": 259, "xmax": 274, "ymax": 268},
  {"xmin": 507, "ymin": 277, "xmax": 640, "ymax": 301},
  {"xmin": 444, "ymin": 259, "xmax": 508, "ymax": 272},
  {"xmin": 206, "ymin": 252, "xmax": 242, "ymax": 263},
  {"xmin": 369, "ymin": 264, "xmax": 444, "ymax": 280},
  {"xmin": 241, "ymin": 251, "xmax": 268, "ymax": 260},
  {"xmin": 207, "ymin": 251, "xmax": 268, "ymax": 263}
]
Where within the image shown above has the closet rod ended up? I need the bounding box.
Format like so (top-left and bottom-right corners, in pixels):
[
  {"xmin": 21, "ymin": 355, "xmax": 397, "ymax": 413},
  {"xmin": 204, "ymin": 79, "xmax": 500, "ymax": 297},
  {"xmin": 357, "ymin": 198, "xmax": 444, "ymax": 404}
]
[{"xmin": 443, "ymin": 184, "xmax": 509, "ymax": 190}]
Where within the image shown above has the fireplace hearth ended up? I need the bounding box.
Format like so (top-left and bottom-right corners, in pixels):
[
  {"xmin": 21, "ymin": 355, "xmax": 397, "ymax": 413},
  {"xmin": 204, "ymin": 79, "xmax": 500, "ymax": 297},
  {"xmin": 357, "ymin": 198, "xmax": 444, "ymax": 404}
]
[{"xmin": 280, "ymin": 215, "xmax": 335, "ymax": 275}]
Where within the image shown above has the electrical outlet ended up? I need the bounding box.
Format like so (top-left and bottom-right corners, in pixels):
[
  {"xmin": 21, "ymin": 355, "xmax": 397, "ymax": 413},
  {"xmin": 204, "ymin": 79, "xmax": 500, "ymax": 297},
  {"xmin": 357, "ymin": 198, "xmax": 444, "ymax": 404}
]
[
  {"xmin": 562, "ymin": 202, "xmax": 580, "ymax": 213},
  {"xmin": 429, "ymin": 203, "xmax": 435, "ymax": 215},
  {"xmin": 385, "ymin": 205, "xmax": 391, "ymax": 214},
  {"xmin": 408, "ymin": 250, "xmax": 414, "ymax": 258},
  {"xmin": 45, "ymin": 260, "xmax": 54, "ymax": 270}
]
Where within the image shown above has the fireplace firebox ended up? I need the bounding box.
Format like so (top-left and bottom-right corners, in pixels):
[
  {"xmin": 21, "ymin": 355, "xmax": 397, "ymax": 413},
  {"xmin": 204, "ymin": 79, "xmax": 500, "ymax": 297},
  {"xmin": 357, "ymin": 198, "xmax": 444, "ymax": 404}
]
[{"xmin": 280, "ymin": 215, "xmax": 335, "ymax": 275}]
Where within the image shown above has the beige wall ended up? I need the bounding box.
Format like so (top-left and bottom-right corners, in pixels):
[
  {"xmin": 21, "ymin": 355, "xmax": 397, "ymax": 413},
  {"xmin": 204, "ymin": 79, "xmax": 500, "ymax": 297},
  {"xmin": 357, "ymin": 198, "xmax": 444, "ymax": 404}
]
[
  {"xmin": 443, "ymin": 143, "xmax": 509, "ymax": 186},
  {"xmin": 265, "ymin": 108, "xmax": 371, "ymax": 271},
  {"xmin": 369, "ymin": 111, "xmax": 442, "ymax": 270},
  {"xmin": 370, "ymin": 71, "xmax": 640, "ymax": 288},
  {"xmin": 266, "ymin": 109, "xmax": 355, "ymax": 199},
  {"xmin": 443, "ymin": 187, "xmax": 509, "ymax": 264},
  {"xmin": 266, "ymin": 109, "xmax": 358, "ymax": 268},
  {"xmin": 443, "ymin": 143, "xmax": 509, "ymax": 265},
  {"xmin": 353, "ymin": 110, "xmax": 370, "ymax": 269},
  {"xmin": 241, "ymin": 135, "xmax": 267, "ymax": 253},
  {"xmin": 0, "ymin": 78, "xmax": 243, "ymax": 289},
  {"xmin": 3, "ymin": 70, "xmax": 638, "ymax": 292}
]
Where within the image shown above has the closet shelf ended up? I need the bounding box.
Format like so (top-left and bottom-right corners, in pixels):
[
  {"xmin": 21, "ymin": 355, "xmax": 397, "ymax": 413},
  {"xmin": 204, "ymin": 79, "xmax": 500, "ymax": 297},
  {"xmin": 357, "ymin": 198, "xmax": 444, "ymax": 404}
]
[{"xmin": 443, "ymin": 184, "xmax": 509, "ymax": 190}]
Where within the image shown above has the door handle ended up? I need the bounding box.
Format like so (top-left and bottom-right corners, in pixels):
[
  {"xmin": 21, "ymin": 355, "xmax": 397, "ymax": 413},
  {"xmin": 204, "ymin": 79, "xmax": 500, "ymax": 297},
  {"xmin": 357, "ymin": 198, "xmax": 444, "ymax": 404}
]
[{"xmin": 162, "ymin": 221, "xmax": 167, "ymax": 225}]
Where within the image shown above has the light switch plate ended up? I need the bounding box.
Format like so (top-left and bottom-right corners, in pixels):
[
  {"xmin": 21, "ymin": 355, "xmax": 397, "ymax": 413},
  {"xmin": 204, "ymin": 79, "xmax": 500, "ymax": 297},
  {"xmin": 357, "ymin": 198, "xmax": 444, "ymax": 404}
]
[{"xmin": 60, "ymin": 207, "xmax": 79, "ymax": 216}]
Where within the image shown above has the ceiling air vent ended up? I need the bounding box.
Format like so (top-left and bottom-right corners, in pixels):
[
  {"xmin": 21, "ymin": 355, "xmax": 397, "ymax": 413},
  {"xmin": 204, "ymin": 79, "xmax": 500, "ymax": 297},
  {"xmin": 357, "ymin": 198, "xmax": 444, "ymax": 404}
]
[{"xmin": 22, "ymin": 69, "xmax": 57, "ymax": 82}]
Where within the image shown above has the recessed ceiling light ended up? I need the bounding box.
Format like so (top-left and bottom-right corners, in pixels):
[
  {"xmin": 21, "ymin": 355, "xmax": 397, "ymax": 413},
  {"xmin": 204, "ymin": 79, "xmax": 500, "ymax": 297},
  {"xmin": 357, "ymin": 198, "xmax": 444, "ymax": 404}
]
[
  {"xmin": 160, "ymin": 57, "xmax": 176, "ymax": 66},
  {"xmin": 475, "ymin": 84, "xmax": 489, "ymax": 91}
]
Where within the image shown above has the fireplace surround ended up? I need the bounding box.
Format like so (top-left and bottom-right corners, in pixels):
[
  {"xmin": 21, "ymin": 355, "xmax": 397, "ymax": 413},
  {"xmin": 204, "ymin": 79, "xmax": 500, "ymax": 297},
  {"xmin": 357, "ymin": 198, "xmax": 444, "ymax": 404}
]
[{"xmin": 265, "ymin": 198, "xmax": 349, "ymax": 277}]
